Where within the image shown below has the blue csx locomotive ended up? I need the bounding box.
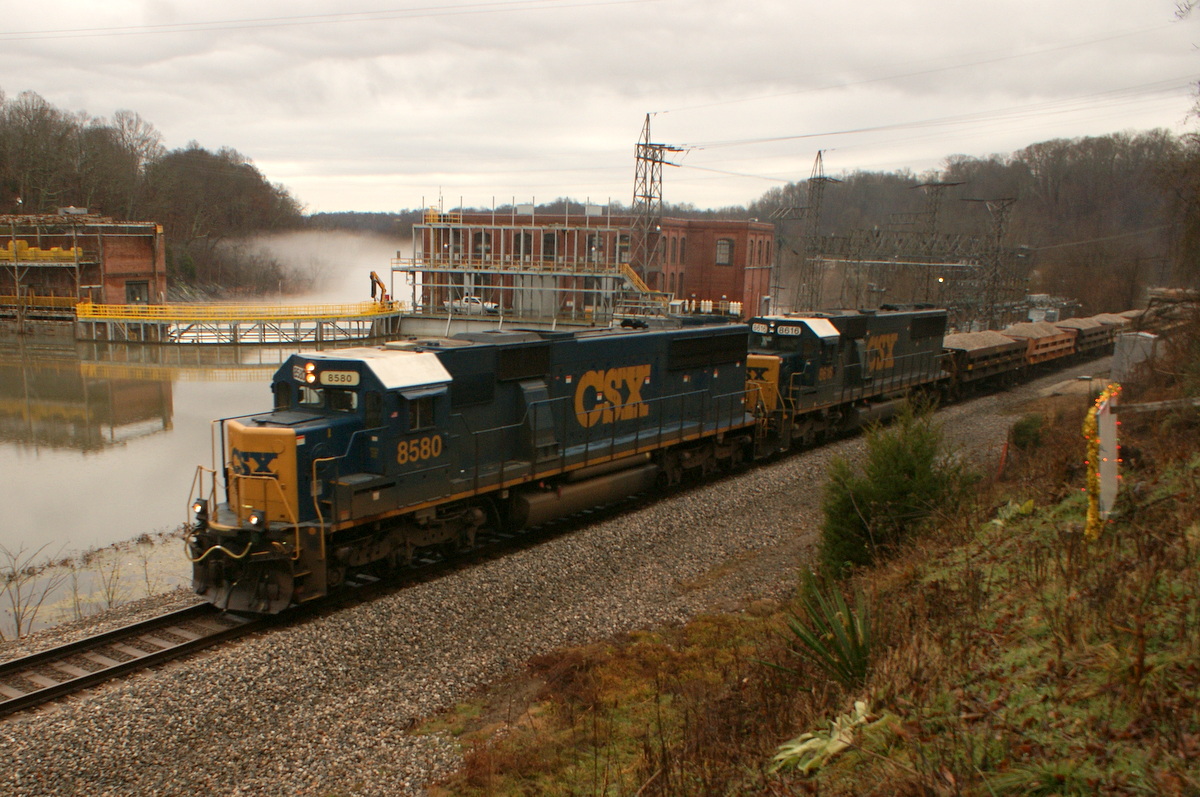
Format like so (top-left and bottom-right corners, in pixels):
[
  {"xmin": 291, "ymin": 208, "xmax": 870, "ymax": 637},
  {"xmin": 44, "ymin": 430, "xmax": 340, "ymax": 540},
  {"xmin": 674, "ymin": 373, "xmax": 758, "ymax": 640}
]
[
  {"xmin": 191, "ymin": 306, "xmax": 1056, "ymax": 612},
  {"xmin": 188, "ymin": 324, "xmax": 759, "ymax": 611}
]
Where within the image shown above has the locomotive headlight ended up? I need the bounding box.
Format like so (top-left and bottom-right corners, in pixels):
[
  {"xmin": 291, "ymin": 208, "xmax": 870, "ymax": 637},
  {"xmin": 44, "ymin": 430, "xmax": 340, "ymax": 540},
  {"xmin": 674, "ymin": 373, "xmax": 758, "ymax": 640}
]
[
  {"xmin": 192, "ymin": 498, "xmax": 208, "ymax": 522},
  {"xmin": 248, "ymin": 508, "xmax": 268, "ymax": 530},
  {"xmin": 304, "ymin": 362, "xmax": 316, "ymax": 384}
]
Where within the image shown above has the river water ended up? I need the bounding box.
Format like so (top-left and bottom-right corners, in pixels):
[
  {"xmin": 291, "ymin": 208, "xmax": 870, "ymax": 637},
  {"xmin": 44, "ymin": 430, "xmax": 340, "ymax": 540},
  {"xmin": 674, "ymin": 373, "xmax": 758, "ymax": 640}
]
[{"xmin": 0, "ymin": 230, "xmax": 410, "ymax": 635}]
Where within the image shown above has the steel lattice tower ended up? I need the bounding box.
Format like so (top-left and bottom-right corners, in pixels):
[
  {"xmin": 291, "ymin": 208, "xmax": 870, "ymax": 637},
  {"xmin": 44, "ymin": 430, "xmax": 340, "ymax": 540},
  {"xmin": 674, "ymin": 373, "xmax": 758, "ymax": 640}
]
[{"xmin": 630, "ymin": 115, "xmax": 681, "ymax": 283}]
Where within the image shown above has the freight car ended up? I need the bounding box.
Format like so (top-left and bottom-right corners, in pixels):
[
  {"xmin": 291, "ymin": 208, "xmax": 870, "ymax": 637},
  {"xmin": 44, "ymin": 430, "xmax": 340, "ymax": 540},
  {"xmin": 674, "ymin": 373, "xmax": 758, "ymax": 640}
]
[{"xmin": 188, "ymin": 324, "xmax": 754, "ymax": 612}]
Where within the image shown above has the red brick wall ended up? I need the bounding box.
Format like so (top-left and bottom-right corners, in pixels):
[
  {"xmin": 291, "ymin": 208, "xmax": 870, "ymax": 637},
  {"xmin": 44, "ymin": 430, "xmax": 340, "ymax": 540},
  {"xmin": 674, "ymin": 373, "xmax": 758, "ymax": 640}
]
[
  {"xmin": 100, "ymin": 227, "xmax": 166, "ymax": 304},
  {"xmin": 659, "ymin": 218, "xmax": 774, "ymax": 313}
]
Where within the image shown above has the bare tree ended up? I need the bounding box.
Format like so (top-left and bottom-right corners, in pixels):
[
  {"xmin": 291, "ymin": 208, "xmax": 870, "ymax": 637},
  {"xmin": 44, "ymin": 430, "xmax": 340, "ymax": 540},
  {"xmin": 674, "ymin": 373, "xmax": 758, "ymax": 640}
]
[
  {"xmin": 0, "ymin": 544, "xmax": 68, "ymax": 640},
  {"xmin": 96, "ymin": 557, "xmax": 126, "ymax": 610}
]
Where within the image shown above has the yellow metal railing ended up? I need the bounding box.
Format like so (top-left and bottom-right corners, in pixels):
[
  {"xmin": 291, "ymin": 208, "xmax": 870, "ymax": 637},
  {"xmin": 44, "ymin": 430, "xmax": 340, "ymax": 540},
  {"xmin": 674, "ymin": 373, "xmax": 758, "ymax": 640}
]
[
  {"xmin": 0, "ymin": 295, "xmax": 78, "ymax": 309},
  {"xmin": 618, "ymin": 262, "xmax": 671, "ymax": 306},
  {"xmin": 1, "ymin": 241, "xmax": 84, "ymax": 262},
  {"xmin": 75, "ymin": 300, "xmax": 402, "ymax": 322},
  {"xmin": 424, "ymin": 208, "xmax": 463, "ymax": 224}
]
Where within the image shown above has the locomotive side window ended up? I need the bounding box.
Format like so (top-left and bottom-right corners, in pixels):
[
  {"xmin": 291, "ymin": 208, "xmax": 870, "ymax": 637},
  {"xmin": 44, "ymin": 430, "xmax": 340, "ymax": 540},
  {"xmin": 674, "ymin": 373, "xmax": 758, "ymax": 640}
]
[
  {"xmin": 364, "ymin": 391, "xmax": 382, "ymax": 428},
  {"xmin": 409, "ymin": 396, "xmax": 434, "ymax": 430}
]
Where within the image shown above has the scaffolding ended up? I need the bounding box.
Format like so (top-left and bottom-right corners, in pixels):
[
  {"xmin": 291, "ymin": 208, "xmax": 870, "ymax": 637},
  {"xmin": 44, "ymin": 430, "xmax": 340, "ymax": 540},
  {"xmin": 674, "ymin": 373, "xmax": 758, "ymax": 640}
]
[
  {"xmin": 393, "ymin": 206, "xmax": 671, "ymax": 326},
  {"xmin": 1, "ymin": 213, "xmax": 164, "ymax": 303}
]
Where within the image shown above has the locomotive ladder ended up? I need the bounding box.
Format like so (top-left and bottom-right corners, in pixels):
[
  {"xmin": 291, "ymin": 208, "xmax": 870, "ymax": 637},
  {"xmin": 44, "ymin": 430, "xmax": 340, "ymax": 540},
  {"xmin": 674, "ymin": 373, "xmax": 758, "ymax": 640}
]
[{"xmin": 0, "ymin": 604, "xmax": 258, "ymax": 718}]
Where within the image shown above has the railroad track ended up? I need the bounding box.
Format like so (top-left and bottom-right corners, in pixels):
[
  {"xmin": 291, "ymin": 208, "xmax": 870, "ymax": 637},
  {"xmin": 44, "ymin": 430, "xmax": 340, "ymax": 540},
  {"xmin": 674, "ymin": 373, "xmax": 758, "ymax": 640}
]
[
  {"xmin": 0, "ymin": 604, "xmax": 262, "ymax": 718},
  {"xmin": 0, "ymin": 478, "xmax": 774, "ymax": 722}
]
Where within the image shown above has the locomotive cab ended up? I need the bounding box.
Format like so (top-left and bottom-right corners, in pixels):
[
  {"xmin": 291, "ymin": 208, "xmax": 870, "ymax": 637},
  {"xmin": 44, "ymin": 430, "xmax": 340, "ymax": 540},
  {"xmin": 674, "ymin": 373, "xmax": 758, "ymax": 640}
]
[{"xmin": 189, "ymin": 347, "xmax": 454, "ymax": 612}]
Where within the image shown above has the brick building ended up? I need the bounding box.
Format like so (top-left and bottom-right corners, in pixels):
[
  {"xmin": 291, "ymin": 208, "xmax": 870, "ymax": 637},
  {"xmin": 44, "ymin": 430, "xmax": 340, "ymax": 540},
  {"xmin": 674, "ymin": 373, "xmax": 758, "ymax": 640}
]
[
  {"xmin": 655, "ymin": 217, "xmax": 774, "ymax": 316},
  {"xmin": 1, "ymin": 212, "xmax": 167, "ymax": 310},
  {"xmin": 400, "ymin": 207, "xmax": 773, "ymax": 320}
]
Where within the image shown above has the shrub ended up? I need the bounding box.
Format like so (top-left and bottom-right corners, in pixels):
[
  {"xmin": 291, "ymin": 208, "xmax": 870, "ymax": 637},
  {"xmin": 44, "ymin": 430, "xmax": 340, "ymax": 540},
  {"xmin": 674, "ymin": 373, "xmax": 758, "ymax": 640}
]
[
  {"xmin": 774, "ymin": 573, "xmax": 873, "ymax": 689},
  {"xmin": 819, "ymin": 402, "xmax": 961, "ymax": 577},
  {"xmin": 1010, "ymin": 413, "xmax": 1044, "ymax": 450}
]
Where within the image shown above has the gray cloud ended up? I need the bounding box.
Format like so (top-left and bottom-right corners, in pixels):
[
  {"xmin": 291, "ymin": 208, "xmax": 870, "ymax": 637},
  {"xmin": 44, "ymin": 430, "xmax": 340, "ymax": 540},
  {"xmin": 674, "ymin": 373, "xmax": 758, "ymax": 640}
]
[{"xmin": 2, "ymin": 0, "xmax": 1196, "ymax": 212}]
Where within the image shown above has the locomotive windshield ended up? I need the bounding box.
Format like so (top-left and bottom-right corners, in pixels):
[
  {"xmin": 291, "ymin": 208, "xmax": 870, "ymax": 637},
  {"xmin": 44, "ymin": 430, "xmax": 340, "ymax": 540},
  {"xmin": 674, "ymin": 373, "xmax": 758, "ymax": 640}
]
[
  {"xmin": 297, "ymin": 385, "xmax": 359, "ymax": 413},
  {"xmin": 749, "ymin": 331, "xmax": 802, "ymax": 353}
]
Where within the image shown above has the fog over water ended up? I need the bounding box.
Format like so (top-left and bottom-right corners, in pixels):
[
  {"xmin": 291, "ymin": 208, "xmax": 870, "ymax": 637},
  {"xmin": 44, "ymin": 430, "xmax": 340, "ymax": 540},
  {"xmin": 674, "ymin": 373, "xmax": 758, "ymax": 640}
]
[
  {"xmin": 0, "ymin": 232, "xmax": 409, "ymax": 561},
  {"xmin": 244, "ymin": 229, "xmax": 415, "ymax": 304}
]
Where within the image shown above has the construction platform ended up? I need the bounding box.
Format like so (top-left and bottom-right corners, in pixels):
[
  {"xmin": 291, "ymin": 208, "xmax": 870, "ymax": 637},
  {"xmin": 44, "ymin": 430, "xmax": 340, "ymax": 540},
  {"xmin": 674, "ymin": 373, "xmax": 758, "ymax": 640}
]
[{"xmin": 73, "ymin": 300, "xmax": 405, "ymax": 344}]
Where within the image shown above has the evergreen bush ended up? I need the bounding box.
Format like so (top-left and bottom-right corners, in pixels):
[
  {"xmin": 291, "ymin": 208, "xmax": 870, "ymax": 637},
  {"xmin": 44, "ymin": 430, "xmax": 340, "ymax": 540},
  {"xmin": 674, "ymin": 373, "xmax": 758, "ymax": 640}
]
[{"xmin": 819, "ymin": 402, "xmax": 961, "ymax": 577}]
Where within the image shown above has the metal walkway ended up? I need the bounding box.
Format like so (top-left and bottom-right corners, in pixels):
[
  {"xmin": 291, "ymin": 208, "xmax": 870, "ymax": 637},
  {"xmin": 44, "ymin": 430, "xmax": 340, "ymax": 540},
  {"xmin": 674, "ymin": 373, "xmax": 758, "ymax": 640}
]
[{"xmin": 74, "ymin": 300, "xmax": 405, "ymax": 344}]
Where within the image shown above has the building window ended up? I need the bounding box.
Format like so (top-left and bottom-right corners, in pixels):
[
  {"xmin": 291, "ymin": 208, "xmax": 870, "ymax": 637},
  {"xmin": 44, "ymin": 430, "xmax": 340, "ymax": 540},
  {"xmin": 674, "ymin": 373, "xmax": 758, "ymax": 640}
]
[
  {"xmin": 125, "ymin": 280, "xmax": 150, "ymax": 303},
  {"xmin": 670, "ymin": 237, "xmax": 677, "ymax": 265},
  {"xmin": 679, "ymin": 236, "xmax": 686, "ymax": 262},
  {"xmin": 587, "ymin": 233, "xmax": 604, "ymax": 263},
  {"xmin": 472, "ymin": 232, "xmax": 491, "ymax": 257},
  {"xmin": 715, "ymin": 239, "xmax": 733, "ymax": 266},
  {"xmin": 516, "ymin": 232, "xmax": 532, "ymax": 260}
]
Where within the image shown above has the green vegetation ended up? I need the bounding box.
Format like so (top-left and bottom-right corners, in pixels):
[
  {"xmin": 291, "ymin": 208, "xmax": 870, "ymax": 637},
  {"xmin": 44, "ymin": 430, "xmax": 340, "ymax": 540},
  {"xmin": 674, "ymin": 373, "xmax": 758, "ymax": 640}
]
[
  {"xmin": 819, "ymin": 402, "xmax": 966, "ymax": 577},
  {"xmin": 423, "ymin": 317, "xmax": 1200, "ymax": 796},
  {"xmin": 773, "ymin": 574, "xmax": 872, "ymax": 690}
]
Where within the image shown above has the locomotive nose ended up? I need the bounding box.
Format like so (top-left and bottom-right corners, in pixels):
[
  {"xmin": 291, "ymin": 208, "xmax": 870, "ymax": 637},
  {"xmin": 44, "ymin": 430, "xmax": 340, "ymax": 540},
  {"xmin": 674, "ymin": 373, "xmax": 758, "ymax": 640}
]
[{"xmin": 225, "ymin": 420, "xmax": 300, "ymax": 527}]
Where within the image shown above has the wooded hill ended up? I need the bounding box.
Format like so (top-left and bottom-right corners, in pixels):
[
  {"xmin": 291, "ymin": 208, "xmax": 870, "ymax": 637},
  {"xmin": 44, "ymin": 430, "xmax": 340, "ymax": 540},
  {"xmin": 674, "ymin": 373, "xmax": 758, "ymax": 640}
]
[{"xmin": 3, "ymin": 88, "xmax": 1198, "ymax": 302}]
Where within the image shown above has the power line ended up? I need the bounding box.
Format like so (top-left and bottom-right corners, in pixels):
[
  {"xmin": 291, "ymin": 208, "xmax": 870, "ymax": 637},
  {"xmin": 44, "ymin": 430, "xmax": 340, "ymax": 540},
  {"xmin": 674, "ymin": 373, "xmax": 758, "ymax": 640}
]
[
  {"xmin": 1031, "ymin": 226, "xmax": 1169, "ymax": 251},
  {"xmin": 680, "ymin": 75, "xmax": 1198, "ymax": 151},
  {"xmin": 0, "ymin": 0, "xmax": 661, "ymax": 41}
]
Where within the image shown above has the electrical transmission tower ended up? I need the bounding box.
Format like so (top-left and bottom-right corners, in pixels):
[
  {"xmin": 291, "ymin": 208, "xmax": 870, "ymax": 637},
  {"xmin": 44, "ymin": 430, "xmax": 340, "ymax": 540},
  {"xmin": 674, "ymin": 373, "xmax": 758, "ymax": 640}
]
[
  {"xmin": 964, "ymin": 197, "xmax": 1019, "ymax": 328},
  {"xmin": 771, "ymin": 151, "xmax": 839, "ymax": 313},
  {"xmin": 795, "ymin": 152, "xmax": 839, "ymax": 311},
  {"xmin": 630, "ymin": 114, "xmax": 682, "ymax": 285}
]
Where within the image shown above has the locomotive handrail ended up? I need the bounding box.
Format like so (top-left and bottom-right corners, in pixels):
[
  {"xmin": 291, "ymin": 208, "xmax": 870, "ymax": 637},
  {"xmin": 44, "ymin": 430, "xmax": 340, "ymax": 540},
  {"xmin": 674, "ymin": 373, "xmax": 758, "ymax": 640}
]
[
  {"xmin": 450, "ymin": 383, "xmax": 754, "ymax": 498},
  {"xmin": 311, "ymin": 455, "xmax": 338, "ymax": 557},
  {"xmin": 188, "ymin": 464, "xmax": 219, "ymax": 530}
]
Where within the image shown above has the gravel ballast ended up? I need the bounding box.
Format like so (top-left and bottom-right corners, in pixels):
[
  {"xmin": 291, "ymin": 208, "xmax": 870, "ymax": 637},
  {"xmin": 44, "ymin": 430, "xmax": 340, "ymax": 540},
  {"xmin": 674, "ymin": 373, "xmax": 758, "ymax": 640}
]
[{"xmin": 0, "ymin": 361, "xmax": 1109, "ymax": 796}]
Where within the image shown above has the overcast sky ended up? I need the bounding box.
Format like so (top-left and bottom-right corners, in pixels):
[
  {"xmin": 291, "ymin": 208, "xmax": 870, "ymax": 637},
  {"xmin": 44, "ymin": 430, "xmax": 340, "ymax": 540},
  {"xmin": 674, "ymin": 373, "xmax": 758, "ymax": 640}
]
[{"xmin": 3, "ymin": 1, "xmax": 1198, "ymax": 214}]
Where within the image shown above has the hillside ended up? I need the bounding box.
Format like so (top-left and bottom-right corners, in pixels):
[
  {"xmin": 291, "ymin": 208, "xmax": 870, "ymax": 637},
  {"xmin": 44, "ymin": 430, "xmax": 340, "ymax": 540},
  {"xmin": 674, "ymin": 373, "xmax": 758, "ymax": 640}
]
[{"xmin": 423, "ymin": 317, "xmax": 1200, "ymax": 796}]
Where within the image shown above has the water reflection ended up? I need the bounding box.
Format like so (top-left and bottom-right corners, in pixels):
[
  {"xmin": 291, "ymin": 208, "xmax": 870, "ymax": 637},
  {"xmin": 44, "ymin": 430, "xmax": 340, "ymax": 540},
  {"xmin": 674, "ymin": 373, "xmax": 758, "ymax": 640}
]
[
  {"xmin": 0, "ymin": 339, "xmax": 174, "ymax": 452},
  {"xmin": 0, "ymin": 333, "xmax": 300, "ymax": 556}
]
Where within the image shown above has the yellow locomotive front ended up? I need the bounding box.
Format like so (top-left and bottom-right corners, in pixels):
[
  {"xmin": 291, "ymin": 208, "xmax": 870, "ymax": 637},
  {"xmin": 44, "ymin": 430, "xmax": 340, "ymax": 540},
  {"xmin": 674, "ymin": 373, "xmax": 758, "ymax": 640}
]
[{"xmin": 188, "ymin": 419, "xmax": 305, "ymax": 612}]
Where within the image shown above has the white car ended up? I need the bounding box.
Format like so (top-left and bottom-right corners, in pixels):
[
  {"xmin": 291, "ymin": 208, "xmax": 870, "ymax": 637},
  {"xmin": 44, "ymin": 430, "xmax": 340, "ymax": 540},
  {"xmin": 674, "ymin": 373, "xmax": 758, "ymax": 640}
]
[{"xmin": 444, "ymin": 295, "xmax": 499, "ymax": 315}]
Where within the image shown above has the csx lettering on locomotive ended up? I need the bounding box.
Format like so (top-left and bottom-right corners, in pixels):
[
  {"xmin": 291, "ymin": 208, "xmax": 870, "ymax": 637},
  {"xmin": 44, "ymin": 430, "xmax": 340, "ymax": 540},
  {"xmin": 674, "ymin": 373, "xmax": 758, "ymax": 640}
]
[
  {"xmin": 573, "ymin": 364, "xmax": 651, "ymax": 427},
  {"xmin": 866, "ymin": 332, "xmax": 899, "ymax": 372},
  {"xmin": 231, "ymin": 448, "xmax": 280, "ymax": 476}
]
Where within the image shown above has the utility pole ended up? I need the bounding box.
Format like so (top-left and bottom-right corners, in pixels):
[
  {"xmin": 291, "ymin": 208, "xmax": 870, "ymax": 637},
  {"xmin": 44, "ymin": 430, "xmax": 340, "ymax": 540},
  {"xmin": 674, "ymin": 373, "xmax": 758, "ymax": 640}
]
[{"xmin": 630, "ymin": 114, "xmax": 682, "ymax": 287}]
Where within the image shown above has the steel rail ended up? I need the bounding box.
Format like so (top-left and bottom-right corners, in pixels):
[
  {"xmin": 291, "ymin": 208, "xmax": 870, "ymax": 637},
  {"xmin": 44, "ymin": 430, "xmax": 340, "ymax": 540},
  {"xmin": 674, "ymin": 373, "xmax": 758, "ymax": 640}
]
[{"xmin": 0, "ymin": 604, "xmax": 261, "ymax": 718}]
